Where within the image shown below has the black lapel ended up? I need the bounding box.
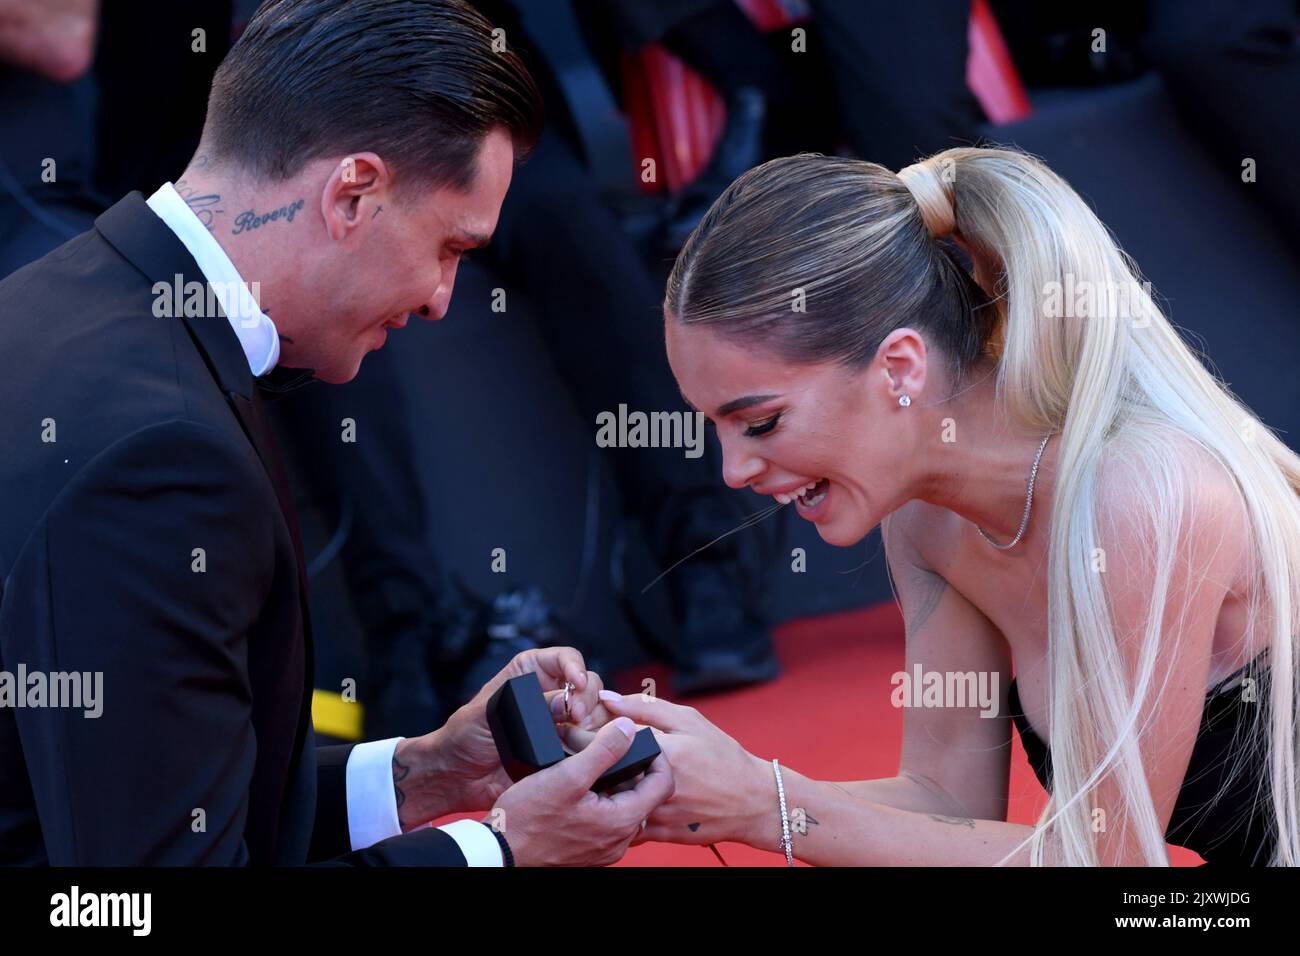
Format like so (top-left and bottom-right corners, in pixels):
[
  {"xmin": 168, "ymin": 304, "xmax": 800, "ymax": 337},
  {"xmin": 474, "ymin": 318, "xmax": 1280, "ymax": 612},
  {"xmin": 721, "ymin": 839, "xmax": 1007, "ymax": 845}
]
[
  {"xmin": 95, "ymin": 193, "xmax": 253, "ymax": 399},
  {"xmin": 94, "ymin": 191, "xmax": 316, "ymax": 642}
]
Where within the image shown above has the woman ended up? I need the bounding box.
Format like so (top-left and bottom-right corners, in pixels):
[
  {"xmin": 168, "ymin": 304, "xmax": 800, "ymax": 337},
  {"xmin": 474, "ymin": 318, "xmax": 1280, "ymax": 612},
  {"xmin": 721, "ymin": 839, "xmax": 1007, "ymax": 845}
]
[{"xmin": 594, "ymin": 147, "xmax": 1300, "ymax": 865}]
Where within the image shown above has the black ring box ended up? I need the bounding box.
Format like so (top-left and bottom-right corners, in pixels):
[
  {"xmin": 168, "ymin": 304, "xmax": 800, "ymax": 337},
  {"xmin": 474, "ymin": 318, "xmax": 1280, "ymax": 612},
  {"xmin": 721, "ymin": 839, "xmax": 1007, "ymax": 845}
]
[{"xmin": 486, "ymin": 672, "xmax": 660, "ymax": 792}]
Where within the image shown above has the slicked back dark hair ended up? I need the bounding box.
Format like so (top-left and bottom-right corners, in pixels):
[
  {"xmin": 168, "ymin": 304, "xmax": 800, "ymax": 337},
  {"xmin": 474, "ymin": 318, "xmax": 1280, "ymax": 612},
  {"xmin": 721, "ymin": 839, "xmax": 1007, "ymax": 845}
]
[{"xmin": 203, "ymin": 0, "xmax": 542, "ymax": 190}]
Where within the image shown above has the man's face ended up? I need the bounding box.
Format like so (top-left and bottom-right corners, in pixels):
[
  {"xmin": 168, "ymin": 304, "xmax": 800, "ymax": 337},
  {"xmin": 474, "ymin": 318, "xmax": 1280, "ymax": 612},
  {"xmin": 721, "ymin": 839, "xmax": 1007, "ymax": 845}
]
[{"xmin": 293, "ymin": 128, "xmax": 515, "ymax": 382}]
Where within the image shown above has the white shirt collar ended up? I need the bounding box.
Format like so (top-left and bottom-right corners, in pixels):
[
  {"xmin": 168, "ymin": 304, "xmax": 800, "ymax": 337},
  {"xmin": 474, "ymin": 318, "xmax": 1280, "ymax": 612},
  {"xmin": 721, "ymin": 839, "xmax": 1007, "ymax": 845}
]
[{"xmin": 145, "ymin": 182, "xmax": 281, "ymax": 376}]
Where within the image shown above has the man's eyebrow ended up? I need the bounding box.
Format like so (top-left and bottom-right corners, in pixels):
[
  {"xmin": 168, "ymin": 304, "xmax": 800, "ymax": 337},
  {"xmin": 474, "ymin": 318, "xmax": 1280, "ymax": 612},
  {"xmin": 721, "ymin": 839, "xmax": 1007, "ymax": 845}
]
[{"xmin": 456, "ymin": 230, "xmax": 491, "ymax": 248}]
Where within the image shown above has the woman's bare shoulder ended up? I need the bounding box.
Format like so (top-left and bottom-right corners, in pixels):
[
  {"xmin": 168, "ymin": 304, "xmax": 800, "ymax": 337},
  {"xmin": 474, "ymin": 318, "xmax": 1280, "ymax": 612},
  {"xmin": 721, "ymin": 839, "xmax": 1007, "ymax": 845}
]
[
  {"xmin": 1097, "ymin": 427, "xmax": 1250, "ymax": 579},
  {"xmin": 1099, "ymin": 428, "xmax": 1247, "ymax": 520}
]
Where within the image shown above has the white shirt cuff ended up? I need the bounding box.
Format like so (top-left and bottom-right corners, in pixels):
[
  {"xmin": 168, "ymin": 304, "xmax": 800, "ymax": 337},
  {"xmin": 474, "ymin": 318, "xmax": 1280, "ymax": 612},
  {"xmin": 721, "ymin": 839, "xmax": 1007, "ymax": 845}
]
[
  {"xmin": 344, "ymin": 737, "xmax": 503, "ymax": 865},
  {"xmin": 439, "ymin": 819, "xmax": 504, "ymax": 866},
  {"xmin": 345, "ymin": 737, "xmax": 404, "ymax": 850}
]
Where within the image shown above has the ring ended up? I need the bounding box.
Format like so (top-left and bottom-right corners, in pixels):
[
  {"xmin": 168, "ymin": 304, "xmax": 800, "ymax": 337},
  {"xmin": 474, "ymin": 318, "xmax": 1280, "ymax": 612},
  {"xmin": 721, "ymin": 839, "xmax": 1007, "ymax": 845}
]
[{"xmin": 563, "ymin": 681, "xmax": 574, "ymax": 720}]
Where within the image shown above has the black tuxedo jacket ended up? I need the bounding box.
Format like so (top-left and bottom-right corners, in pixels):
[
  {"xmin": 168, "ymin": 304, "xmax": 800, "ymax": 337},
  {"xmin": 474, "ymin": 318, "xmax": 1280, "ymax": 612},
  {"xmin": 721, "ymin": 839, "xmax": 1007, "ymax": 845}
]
[{"xmin": 0, "ymin": 193, "xmax": 467, "ymax": 865}]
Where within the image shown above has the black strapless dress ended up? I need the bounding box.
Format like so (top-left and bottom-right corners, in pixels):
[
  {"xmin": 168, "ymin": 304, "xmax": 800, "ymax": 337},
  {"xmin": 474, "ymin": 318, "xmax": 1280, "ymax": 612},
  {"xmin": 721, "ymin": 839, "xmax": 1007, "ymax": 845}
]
[{"xmin": 1007, "ymin": 653, "xmax": 1274, "ymax": 865}]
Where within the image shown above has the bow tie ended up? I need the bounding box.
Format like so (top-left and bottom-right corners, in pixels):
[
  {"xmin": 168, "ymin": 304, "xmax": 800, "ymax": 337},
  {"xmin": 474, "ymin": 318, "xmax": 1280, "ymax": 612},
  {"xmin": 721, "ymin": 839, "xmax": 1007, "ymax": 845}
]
[{"xmin": 254, "ymin": 365, "xmax": 318, "ymax": 399}]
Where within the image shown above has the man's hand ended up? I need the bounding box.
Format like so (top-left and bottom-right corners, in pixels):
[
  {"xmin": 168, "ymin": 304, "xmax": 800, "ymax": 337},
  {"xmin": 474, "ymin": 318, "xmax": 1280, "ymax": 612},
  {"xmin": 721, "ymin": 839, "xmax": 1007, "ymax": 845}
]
[
  {"xmin": 388, "ymin": 647, "xmax": 616, "ymax": 830},
  {"xmin": 488, "ymin": 718, "xmax": 675, "ymax": 866}
]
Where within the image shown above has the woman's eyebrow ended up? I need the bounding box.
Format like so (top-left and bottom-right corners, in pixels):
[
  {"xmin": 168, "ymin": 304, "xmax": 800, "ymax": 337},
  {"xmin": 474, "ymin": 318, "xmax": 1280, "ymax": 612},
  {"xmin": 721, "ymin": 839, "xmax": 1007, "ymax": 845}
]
[
  {"xmin": 716, "ymin": 394, "xmax": 782, "ymax": 417},
  {"xmin": 677, "ymin": 391, "xmax": 782, "ymax": 417}
]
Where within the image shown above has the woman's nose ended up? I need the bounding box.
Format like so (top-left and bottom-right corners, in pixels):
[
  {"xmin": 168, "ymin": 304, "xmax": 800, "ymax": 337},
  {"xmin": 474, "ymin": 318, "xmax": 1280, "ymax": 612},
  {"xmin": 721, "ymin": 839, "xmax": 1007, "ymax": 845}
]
[{"xmin": 719, "ymin": 437, "xmax": 765, "ymax": 490}]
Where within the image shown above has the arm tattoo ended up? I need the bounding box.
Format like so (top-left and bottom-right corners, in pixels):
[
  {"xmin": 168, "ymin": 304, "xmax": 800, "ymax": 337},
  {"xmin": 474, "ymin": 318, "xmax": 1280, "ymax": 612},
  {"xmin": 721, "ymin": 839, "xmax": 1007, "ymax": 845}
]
[
  {"xmin": 174, "ymin": 179, "xmax": 222, "ymax": 233},
  {"xmin": 908, "ymin": 570, "xmax": 947, "ymax": 636},
  {"xmin": 927, "ymin": 813, "xmax": 976, "ymax": 828},
  {"xmin": 392, "ymin": 752, "xmax": 411, "ymax": 814}
]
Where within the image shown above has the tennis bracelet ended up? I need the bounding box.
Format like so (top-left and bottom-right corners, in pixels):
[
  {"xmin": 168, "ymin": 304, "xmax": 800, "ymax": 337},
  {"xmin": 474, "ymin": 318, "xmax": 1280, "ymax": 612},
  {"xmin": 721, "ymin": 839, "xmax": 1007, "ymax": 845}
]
[{"xmin": 773, "ymin": 758, "xmax": 794, "ymax": 866}]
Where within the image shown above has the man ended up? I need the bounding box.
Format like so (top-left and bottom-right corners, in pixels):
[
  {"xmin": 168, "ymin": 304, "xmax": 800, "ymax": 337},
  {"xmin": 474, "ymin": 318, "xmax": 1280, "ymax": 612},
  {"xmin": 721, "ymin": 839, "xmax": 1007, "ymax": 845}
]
[{"xmin": 0, "ymin": 0, "xmax": 672, "ymax": 865}]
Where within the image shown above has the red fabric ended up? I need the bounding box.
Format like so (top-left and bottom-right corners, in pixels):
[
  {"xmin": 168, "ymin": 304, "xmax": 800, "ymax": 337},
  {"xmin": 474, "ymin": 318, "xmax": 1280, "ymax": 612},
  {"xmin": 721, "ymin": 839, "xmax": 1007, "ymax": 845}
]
[
  {"xmin": 967, "ymin": 0, "xmax": 1032, "ymax": 123},
  {"xmin": 732, "ymin": 0, "xmax": 810, "ymax": 33},
  {"xmin": 621, "ymin": 46, "xmax": 725, "ymax": 194}
]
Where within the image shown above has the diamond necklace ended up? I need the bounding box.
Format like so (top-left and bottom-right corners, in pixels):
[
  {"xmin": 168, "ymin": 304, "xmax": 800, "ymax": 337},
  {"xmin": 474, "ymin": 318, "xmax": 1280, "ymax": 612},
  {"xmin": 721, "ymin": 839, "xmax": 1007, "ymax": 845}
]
[{"xmin": 977, "ymin": 431, "xmax": 1055, "ymax": 550}]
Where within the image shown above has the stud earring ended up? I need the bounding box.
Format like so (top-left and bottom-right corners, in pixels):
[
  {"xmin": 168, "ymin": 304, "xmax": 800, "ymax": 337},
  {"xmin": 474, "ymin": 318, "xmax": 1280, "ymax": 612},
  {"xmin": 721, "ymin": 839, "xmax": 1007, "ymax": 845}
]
[{"xmin": 898, "ymin": 394, "xmax": 911, "ymax": 407}]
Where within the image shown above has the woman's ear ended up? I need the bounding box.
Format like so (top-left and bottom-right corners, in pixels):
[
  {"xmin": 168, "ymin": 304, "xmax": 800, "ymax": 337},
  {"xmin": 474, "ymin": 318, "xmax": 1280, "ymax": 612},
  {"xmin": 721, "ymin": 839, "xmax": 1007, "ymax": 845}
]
[
  {"xmin": 877, "ymin": 327, "xmax": 928, "ymax": 401},
  {"xmin": 320, "ymin": 152, "xmax": 390, "ymax": 241}
]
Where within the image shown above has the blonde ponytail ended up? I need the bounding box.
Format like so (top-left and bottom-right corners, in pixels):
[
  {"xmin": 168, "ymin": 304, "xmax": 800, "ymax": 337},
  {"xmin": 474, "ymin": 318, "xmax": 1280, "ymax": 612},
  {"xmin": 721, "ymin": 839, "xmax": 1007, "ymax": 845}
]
[{"xmin": 914, "ymin": 146, "xmax": 1300, "ymax": 865}]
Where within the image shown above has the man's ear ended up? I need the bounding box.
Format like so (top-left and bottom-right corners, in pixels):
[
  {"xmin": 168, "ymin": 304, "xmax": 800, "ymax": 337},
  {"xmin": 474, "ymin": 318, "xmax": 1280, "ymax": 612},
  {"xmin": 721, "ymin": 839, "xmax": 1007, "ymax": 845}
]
[{"xmin": 320, "ymin": 152, "xmax": 390, "ymax": 241}]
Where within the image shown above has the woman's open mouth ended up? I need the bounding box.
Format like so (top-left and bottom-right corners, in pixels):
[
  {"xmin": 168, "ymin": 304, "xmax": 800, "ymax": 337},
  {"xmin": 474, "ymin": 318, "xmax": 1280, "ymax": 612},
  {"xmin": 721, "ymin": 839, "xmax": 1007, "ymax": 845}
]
[
  {"xmin": 795, "ymin": 478, "xmax": 831, "ymax": 521},
  {"xmin": 799, "ymin": 478, "xmax": 829, "ymax": 507},
  {"xmin": 774, "ymin": 478, "xmax": 829, "ymax": 508}
]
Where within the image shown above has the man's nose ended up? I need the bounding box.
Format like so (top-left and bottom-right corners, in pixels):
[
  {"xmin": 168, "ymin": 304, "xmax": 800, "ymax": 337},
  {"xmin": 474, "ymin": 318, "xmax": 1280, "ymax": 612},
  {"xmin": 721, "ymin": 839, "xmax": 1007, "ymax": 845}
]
[{"xmin": 418, "ymin": 282, "xmax": 453, "ymax": 322}]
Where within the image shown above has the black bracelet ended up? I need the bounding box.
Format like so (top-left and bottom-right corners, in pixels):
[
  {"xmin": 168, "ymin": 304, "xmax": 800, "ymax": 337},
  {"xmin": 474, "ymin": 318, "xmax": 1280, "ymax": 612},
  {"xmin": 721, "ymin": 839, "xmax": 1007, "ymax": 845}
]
[{"xmin": 486, "ymin": 820, "xmax": 515, "ymax": 867}]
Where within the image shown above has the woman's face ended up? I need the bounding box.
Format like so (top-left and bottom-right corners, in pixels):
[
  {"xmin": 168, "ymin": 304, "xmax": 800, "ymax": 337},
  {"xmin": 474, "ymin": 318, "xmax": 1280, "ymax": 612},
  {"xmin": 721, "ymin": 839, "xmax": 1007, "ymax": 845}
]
[{"xmin": 665, "ymin": 318, "xmax": 921, "ymax": 547}]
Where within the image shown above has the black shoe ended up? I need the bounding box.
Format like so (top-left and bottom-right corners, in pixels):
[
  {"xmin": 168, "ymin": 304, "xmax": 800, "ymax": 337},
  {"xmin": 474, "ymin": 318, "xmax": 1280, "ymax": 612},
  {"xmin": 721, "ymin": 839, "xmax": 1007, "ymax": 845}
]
[
  {"xmin": 443, "ymin": 584, "xmax": 592, "ymax": 708},
  {"xmin": 363, "ymin": 576, "xmax": 495, "ymax": 738},
  {"xmin": 672, "ymin": 646, "xmax": 779, "ymax": 698},
  {"xmin": 428, "ymin": 573, "xmax": 494, "ymax": 668},
  {"xmin": 652, "ymin": 488, "xmax": 781, "ymax": 696}
]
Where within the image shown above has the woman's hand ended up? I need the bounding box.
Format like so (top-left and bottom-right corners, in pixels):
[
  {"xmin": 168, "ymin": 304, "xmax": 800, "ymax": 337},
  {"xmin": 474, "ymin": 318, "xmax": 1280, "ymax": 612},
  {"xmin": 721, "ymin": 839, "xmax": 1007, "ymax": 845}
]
[{"xmin": 592, "ymin": 690, "xmax": 775, "ymax": 849}]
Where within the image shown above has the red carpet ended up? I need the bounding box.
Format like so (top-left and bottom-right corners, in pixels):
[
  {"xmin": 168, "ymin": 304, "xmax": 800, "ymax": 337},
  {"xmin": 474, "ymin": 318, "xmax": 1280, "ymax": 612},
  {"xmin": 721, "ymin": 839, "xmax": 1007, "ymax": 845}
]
[{"xmin": 438, "ymin": 602, "xmax": 1203, "ymax": 866}]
